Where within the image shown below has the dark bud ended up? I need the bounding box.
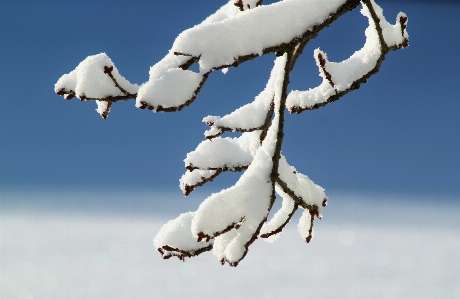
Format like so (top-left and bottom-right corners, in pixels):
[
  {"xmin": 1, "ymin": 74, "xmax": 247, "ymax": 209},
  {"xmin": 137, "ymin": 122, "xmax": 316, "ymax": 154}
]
[
  {"xmin": 317, "ymin": 53, "xmax": 326, "ymax": 67},
  {"xmin": 196, "ymin": 232, "xmax": 205, "ymax": 242},
  {"xmin": 400, "ymin": 16, "xmax": 408, "ymax": 25},
  {"xmin": 322, "ymin": 198, "xmax": 328, "ymax": 207},
  {"xmin": 138, "ymin": 101, "xmax": 148, "ymax": 110},
  {"xmin": 234, "ymin": 0, "xmax": 244, "ymax": 11},
  {"xmin": 183, "ymin": 186, "xmax": 192, "ymax": 197},
  {"xmin": 103, "ymin": 66, "xmax": 114, "ymax": 74},
  {"xmin": 402, "ymin": 39, "xmax": 409, "ymax": 48}
]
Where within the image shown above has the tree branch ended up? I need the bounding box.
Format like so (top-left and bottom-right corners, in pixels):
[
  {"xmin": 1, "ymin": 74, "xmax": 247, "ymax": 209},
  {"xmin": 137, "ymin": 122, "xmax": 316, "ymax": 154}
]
[
  {"xmin": 288, "ymin": 0, "xmax": 409, "ymax": 114},
  {"xmin": 180, "ymin": 169, "xmax": 222, "ymax": 196},
  {"xmin": 260, "ymin": 202, "xmax": 299, "ymax": 239},
  {"xmin": 158, "ymin": 244, "xmax": 213, "ymax": 261}
]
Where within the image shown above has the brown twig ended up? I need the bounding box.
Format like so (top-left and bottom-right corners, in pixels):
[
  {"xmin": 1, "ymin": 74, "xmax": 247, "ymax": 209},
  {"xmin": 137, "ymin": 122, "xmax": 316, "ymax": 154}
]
[
  {"xmin": 181, "ymin": 169, "xmax": 223, "ymax": 196},
  {"xmin": 158, "ymin": 244, "xmax": 213, "ymax": 261},
  {"xmin": 260, "ymin": 203, "xmax": 299, "ymax": 238}
]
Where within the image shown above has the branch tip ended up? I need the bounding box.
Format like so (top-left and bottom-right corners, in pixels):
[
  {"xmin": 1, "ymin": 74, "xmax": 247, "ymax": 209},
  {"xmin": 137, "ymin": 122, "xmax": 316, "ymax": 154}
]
[{"xmin": 103, "ymin": 65, "xmax": 114, "ymax": 74}]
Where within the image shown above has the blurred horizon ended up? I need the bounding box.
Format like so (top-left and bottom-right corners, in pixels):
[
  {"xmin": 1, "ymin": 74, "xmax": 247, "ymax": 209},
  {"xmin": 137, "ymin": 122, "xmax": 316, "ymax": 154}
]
[{"xmin": 2, "ymin": 191, "xmax": 459, "ymax": 299}]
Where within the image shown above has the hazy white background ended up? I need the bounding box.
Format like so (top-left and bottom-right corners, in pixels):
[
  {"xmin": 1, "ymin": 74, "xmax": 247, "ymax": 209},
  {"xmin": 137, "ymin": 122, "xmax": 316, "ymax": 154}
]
[{"xmin": 2, "ymin": 191, "xmax": 459, "ymax": 299}]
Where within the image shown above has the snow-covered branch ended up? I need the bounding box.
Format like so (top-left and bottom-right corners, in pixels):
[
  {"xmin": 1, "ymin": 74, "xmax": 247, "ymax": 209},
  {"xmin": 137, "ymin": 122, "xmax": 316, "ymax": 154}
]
[
  {"xmin": 287, "ymin": 0, "xmax": 409, "ymax": 113},
  {"xmin": 55, "ymin": 0, "xmax": 361, "ymax": 119},
  {"xmin": 55, "ymin": 0, "xmax": 408, "ymax": 266}
]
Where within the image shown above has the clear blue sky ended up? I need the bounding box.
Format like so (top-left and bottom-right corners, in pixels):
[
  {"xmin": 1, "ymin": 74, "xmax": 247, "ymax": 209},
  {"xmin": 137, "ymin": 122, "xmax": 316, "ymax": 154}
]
[{"xmin": 1, "ymin": 0, "xmax": 459, "ymax": 201}]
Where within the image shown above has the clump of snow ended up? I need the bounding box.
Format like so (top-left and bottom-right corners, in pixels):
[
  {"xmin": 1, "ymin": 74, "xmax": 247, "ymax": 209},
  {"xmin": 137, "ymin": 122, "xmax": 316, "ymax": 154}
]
[
  {"xmin": 298, "ymin": 209, "xmax": 313, "ymax": 242},
  {"xmin": 278, "ymin": 155, "xmax": 326, "ymax": 214},
  {"xmin": 54, "ymin": 53, "xmax": 138, "ymax": 99},
  {"xmin": 185, "ymin": 131, "xmax": 260, "ymax": 170},
  {"xmin": 204, "ymin": 126, "xmax": 224, "ymax": 139},
  {"xmin": 172, "ymin": 0, "xmax": 348, "ymax": 71},
  {"xmin": 286, "ymin": 80, "xmax": 335, "ymax": 109},
  {"xmin": 260, "ymin": 185, "xmax": 297, "ymax": 243},
  {"xmin": 136, "ymin": 68, "xmax": 203, "ymax": 109},
  {"xmin": 154, "ymin": 212, "xmax": 212, "ymax": 257},
  {"xmin": 95, "ymin": 100, "xmax": 111, "ymax": 119},
  {"xmin": 179, "ymin": 169, "xmax": 217, "ymax": 195}
]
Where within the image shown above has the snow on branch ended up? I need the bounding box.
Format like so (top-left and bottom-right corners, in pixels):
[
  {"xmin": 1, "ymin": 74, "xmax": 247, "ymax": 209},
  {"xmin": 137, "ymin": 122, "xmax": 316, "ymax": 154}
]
[
  {"xmin": 56, "ymin": 0, "xmax": 408, "ymax": 266},
  {"xmin": 154, "ymin": 212, "xmax": 213, "ymax": 260},
  {"xmin": 54, "ymin": 53, "xmax": 139, "ymax": 119},
  {"xmin": 184, "ymin": 131, "xmax": 260, "ymax": 171},
  {"xmin": 287, "ymin": 0, "xmax": 409, "ymax": 113},
  {"xmin": 259, "ymin": 185, "xmax": 299, "ymax": 241},
  {"xmin": 55, "ymin": 0, "xmax": 361, "ymax": 119},
  {"xmin": 203, "ymin": 55, "xmax": 282, "ymax": 139},
  {"xmin": 171, "ymin": 0, "xmax": 360, "ymax": 72},
  {"xmin": 179, "ymin": 169, "xmax": 220, "ymax": 196}
]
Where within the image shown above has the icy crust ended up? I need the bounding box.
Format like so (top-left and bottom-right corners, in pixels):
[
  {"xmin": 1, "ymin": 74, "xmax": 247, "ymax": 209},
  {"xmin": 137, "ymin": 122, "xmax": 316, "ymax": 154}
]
[
  {"xmin": 184, "ymin": 131, "xmax": 260, "ymax": 170},
  {"xmin": 286, "ymin": 1, "xmax": 409, "ymax": 111},
  {"xmin": 278, "ymin": 155, "xmax": 326, "ymax": 213},
  {"xmin": 154, "ymin": 212, "xmax": 213, "ymax": 259},
  {"xmin": 260, "ymin": 185, "xmax": 297, "ymax": 243},
  {"xmin": 54, "ymin": 53, "xmax": 139, "ymax": 99},
  {"xmin": 171, "ymin": 0, "xmax": 348, "ymax": 71},
  {"xmin": 203, "ymin": 56, "xmax": 284, "ymax": 138}
]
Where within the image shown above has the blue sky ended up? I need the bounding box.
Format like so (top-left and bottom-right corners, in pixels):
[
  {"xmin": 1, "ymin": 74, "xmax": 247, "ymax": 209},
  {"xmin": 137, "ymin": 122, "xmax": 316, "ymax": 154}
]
[{"xmin": 1, "ymin": 0, "xmax": 459, "ymax": 199}]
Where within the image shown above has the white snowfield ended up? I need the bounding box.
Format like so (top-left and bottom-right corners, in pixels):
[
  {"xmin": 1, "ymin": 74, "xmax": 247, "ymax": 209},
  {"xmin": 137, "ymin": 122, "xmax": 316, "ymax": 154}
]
[{"xmin": 2, "ymin": 192, "xmax": 459, "ymax": 299}]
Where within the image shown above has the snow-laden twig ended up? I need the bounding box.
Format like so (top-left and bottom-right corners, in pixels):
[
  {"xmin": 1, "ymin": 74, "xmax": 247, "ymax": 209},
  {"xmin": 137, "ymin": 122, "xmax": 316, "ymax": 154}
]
[
  {"xmin": 287, "ymin": 0, "xmax": 409, "ymax": 113},
  {"xmin": 55, "ymin": 0, "xmax": 408, "ymax": 266}
]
